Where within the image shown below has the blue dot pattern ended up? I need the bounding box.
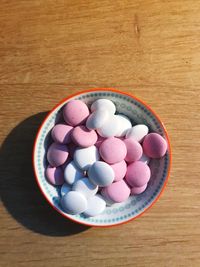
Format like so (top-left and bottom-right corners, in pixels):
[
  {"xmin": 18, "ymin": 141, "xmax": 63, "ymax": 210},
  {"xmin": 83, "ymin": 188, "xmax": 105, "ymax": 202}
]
[{"xmin": 35, "ymin": 91, "xmax": 170, "ymax": 225}]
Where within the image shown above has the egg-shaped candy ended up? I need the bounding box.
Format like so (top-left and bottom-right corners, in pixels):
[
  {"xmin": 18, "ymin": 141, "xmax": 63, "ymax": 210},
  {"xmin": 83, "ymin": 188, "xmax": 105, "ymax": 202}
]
[
  {"xmin": 126, "ymin": 124, "xmax": 149, "ymax": 142},
  {"xmin": 72, "ymin": 178, "xmax": 98, "ymax": 199},
  {"xmin": 46, "ymin": 165, "xmax": 64, "ymax": 185},
  {"xmin": 61, "ymin": 191, "xmax": 87, "ymax": 215},
  {"xmin": 72, "ymin": 126, "xmax": 97, "ymax": 147},
  {"xmin": 51, "ymin": 124, "xmax": 73, "ymax": 144},
  {"xmin": 124, "ymin": 138, "xmax": 143, "ymax": 162},
  {"xmin": 126, "ymin": 161, "xmax": 151, "ymax": 187},
  {"xmin": 47, "ymin": 142, "xmax": 69, "ymax": 167},
  {"xmin": 143, "ymin": 133, "xmax": 167, "ymax": 158},
  {"xmin": 101, "ymin": 180, "xmax": 130, "ymax": 203},
  {"xmin": 86, "ymin": 109, "xmax": 109, "ymax": 130},
  {"xmin": 88, "ymin": 161, "xmax": 114, "ymax": 186},
  {"xmin": 74, "ymin": 145, "xmax": 100, "ymax": 170},
  {"xmin": 91, "ymin": 99, "xmax": 116, "ymax": 114},
  {"xmin": 97, "ymin": 115, "xmax": 119, "ymax": 138},
  {"xmin": 99, "ymin": 137, "xmax": 127, "ymax": 164},
  {"xmin": 63, "ymin": 100, "xmax": 89, "ymax": 126},
  {"xmin": 83, "ymin": 195, "xmax": 106, "ymax": 217},
  {"xmin": 64, "ymin": 161, "xmax": 84, "ymax": 185},
  {"xmin": 115, "ymin": 114, "xmax": 132, "ymax": 137}
]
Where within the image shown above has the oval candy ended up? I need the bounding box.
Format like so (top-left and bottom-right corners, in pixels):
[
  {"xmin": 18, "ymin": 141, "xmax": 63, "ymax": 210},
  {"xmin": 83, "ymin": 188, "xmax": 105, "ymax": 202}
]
[
  {"xmin": 88, "ymin": 161, "xmax": 114, "ymax": 186},
  {"xmin": 61, "ymin": 191, "xmax": 87, "ymax": 215},
  {"xmin": 63, "ymin": 100, "xmax": 89, "ymax": 126},
  {"xmin": 47, "ymin": 142, "xmax": 69, "ymax": 167}
]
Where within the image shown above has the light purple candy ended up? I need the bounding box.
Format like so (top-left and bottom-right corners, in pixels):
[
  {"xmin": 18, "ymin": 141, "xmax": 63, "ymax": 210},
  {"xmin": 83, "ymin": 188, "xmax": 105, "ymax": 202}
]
[
  {"xmin": 143, "ymin": 133, "xmax": 167, "ymax": 158},
  {"xmin": 47, "ymin": 142, "xmax": 69, "ymax": 167},
  {"xmin": 46, "ymin": 165, "xmax": 64, "ymax": 185},
  {"xmin": 125, "ymin": 161, "xmax": 151, "ymax": 187},
  {"xmin": 51, "ymin": 124, "xmax": 73, "ymax": 144}
]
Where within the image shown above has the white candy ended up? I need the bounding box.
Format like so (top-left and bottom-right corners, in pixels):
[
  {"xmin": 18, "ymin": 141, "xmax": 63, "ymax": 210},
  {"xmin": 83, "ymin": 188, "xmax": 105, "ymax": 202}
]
[
  {"xmin": 88, "ymin": 161, "xmax": 114, "ymax": 186},
  {"xmin": 126, "ymin": 124, "xmax": 149, "ymax": 142},
  {"xmin": 86, "ymin": 109, "xmax": 109, "ymax": 130},
  {"xmin": 97, "ymin": 115, "xmax": 119, "ymax": 137},
  {"xmin": 91, "ymin": 99, "xmax": 116, "ymax": 114},
  {"xmin": 115, "ymin": 114, "xmax": 132, "ymax": 137},
  {"xmin": 72, "ymin": 178, "xmax": 98, "ymax": 199},
  {"xmin": 83, "ymin": 194, "xmax": 106, "ymax": 217},
  {"xmin": 74, "ymin": 145, "xmax": 100, "ymax": 170},
  {"xmin": 61, "ymin": 191, "xmax": 87, "ymax": 215},
  {"xmin": 60, "ymin": 183, "xmax": 71, "ymax": 197},
  {"xmin": 64, "ymin": 161, "xmax": 84, "ymax": 185},
  {"xmin": 139, "ymin": 153, "xmax": 150, "ymax": 164}
]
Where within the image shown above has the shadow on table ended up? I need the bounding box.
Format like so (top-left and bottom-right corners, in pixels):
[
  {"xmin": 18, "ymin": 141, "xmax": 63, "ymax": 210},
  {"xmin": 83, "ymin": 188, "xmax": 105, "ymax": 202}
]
[{"xmin": 0, "ymin": 112, "xmax": 90, "ymax": 236}]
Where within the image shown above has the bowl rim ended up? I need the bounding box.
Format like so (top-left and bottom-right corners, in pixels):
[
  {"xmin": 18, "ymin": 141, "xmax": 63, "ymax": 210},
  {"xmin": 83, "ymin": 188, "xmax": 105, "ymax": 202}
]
[{"xmin": 33, "ymin": 88, "xmax": 172, "ymax": 227}]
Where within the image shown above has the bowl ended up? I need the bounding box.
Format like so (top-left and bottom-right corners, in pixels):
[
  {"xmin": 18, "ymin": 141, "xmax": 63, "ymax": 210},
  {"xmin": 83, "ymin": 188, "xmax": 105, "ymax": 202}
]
[{"xmin": 33, "ymin": 88, "xmax": 171, "ymax": 227}]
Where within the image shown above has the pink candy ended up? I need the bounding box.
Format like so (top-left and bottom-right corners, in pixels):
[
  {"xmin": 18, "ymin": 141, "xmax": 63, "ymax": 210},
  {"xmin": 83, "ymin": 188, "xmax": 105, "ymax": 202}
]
[
  {"xmin": 124, "ymin": 138, "xmax": 143, "ymax": 162},
  {"xmin": 72, "ymin": 126, "xmax": 98, "ymax": 147},
  {"xmin": 47, "ymin": 142, "xmax": 69, "ymax": 167},
  {"xmin": 51, "ymin": 124, "xmax": 73, "ymax": 144},
  {"xmin": 143, "ymin": 133, "xmax": 167, "ymax": 158},
  {"xmin": 101, "ymin": 180, "xmax": 130, "ymax": 203},
  {"xmin": 46, "ymin": 165, "xmax": 64, "ymax": 185},
  {"xmin": 126, "ymin": 161, "xmax": 151, "ymax": 187},
  {"xmin": 63, "ymin": 100, "xmax": 89, "ymax": 126},
  {"xmin": 99, "ymin": 137, "xmax": 127, "ymax": 164}
]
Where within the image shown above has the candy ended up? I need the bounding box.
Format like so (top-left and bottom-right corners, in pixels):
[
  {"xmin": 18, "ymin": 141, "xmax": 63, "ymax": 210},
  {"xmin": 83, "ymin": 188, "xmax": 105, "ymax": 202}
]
[
  {"xmin": 47, "ymin": 142, "xmax": 69, "ymax": 167},
  {"xmin": 46, "ymin": 165, "xmax": 64, "ymax": 185},
  {"xmin": 88, "ymin": 161, "xmax": 114, "ymax": 186},
  {"xmin": 61, "ymin": 191, "xmax": 87, "ymax": 215},
  {"xmin": 97, "ymin": 115, "xmax": 119, "ymax": 137},
  {"xmin": 63, "ymin": 100, "xmax": 89, "ymax": 126},
  {"xmin": 131, "ymin": 184, "xmax": 147, "ymax": 195},
  {"xmin": 110, "ymin": 160, "xmax": 127, "ymax": 182},
  {"xmin": 124, "ymin": 138, "xmax": 143, "ymax": 162},
  {"xmin": 99, "ymin": 137, "xmax": 127, "ymax": 164},
  {"xmin": 91, "ymin": 99, "xmax": 116, "ymax": 114},
  {"xmin": 72, "ymin": 178, "xmax": 98, "ymax": 198},
  {"xmin": 72, "ymin": 126, "xmax": 97, "ymax": 147},
  {"xmin": 51, "ymin": 124, "xmax": 73, "ymax": 144},
  {"xmin": 83, "ymin": 195, "xmax": 106, "ymax": 217},
  {"xmin": 44, "ymin": 98, "xmax": 169, "ymax": 218},
  {"xmin": 143, "ymin": 133, "xmax": 167, "ymax": 158},
  {"xmin": 101, "ymin": 180, "xmax": 130, "ymax": 203},
  {"xmin": 126, "ymin": 124, "xmax": 149, "ymax": 142},
  {"xmin": 126, "ymin": 161, "xmax": 151, "ymax": 187},
  {"xmin": 86, "ymin": 109, "xmax": 109, "ymax": 130},
  {"xmin": 74, "ymin": 145, "xmax": 100, "ymax": 170},
  {"xmin": 61, "ymin": 183, "xmax": 71, "ymax": 196},
  {"xmin": 64, "ymin": 161, "xmax": 84, "ymax": 185},
  {"xmin": 115, "ymin": 114, "xmax": 132, "ymax": 137}
]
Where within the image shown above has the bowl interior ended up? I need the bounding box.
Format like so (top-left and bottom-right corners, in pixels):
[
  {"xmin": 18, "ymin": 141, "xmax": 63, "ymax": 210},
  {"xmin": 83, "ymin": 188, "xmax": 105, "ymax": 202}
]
[{"xmin": 34, "ymin": 90, "xmax": 170, "ymax": 226}]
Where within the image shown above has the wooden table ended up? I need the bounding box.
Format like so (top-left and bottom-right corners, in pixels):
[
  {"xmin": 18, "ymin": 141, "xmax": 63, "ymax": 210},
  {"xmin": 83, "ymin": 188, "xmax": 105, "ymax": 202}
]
[{"xmin": 0, "ymin": 1, "xmax": 200, "ymax": 266}]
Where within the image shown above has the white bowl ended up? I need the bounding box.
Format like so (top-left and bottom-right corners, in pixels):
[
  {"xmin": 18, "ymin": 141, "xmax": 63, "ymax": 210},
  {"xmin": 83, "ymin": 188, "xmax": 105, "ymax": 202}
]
[{"xmin": 33, "ymin": 88, "xmax": 171, "ymax": 227}]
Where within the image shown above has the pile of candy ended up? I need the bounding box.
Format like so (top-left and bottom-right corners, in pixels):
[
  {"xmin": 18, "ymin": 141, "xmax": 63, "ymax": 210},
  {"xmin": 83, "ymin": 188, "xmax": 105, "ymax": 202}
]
[{"xmin": 45, "ymin": 99, "xmax": 167, "ymax": 217}]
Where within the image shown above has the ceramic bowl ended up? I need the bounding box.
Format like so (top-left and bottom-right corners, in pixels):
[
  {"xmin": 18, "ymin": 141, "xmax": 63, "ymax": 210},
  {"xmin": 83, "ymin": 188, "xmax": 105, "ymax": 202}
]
[{"xmin": 33, "ymin": 88, "xmax": 171, "ymax": 227}]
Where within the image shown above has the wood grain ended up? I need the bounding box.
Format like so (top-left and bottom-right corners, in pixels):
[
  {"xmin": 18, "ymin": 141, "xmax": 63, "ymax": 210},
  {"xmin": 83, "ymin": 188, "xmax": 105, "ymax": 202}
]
[{"xmin": 0, "ymin": 1, "xmax": 200, "ymax": 266}]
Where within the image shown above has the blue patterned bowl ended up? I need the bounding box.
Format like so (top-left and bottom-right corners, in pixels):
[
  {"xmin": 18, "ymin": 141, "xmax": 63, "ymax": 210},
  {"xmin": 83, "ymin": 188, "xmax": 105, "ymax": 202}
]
[{"xmin": 33, "ymin": 88, "xmax": 171, "ymax": 227}]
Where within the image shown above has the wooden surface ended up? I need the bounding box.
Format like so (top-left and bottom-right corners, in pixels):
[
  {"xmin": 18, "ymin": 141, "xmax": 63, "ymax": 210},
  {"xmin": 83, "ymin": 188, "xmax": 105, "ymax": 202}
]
[{"xmin": 0, "ymin": 1, "xmax": 200, "ymax": 266}]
